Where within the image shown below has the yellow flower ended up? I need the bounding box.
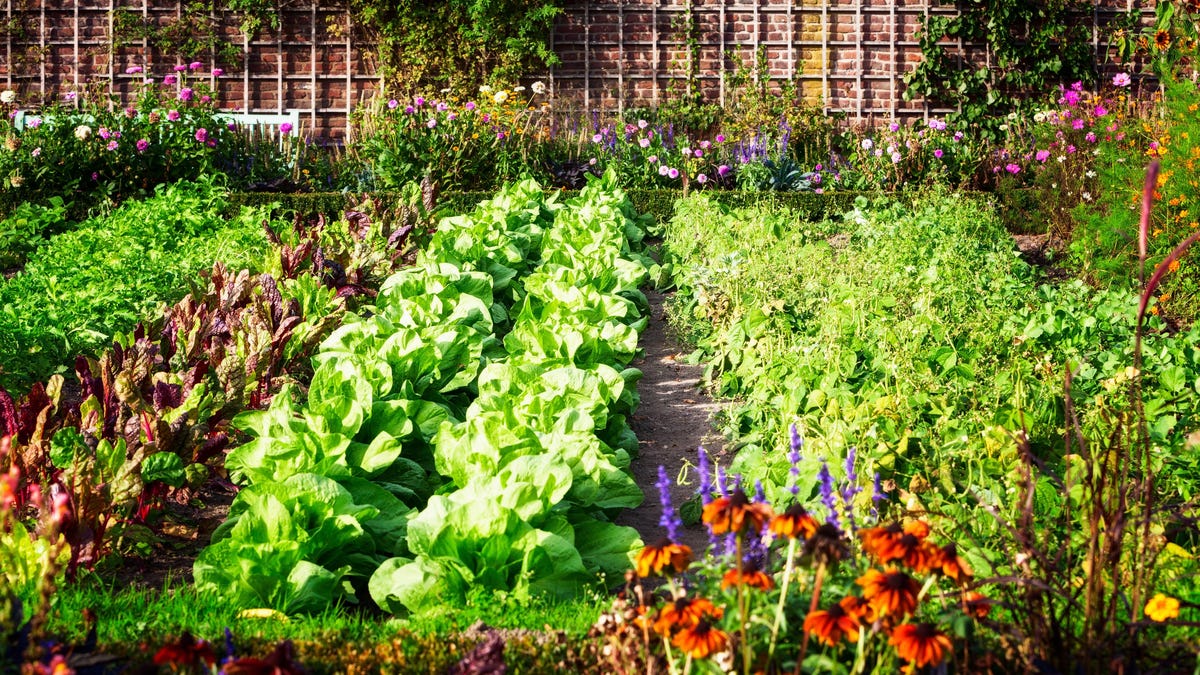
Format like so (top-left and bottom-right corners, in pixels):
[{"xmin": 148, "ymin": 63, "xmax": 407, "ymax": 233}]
[{"xmin": 1145, "ymin": 593, "xmax": 1181, "ymax": 622}]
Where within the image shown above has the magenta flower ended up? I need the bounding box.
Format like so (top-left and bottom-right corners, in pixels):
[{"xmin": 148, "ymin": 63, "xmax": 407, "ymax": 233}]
[
  {"xmin": 1112, "ymin": 72, "xmax": 1131, "ymax": 87},
  {"xmin": 189, "ymin": 61, "xmax": 203, "ymax": 70},
  {"xmin": 696, "ymin": 173, "xmax": 708, "ymax": 184},
  {"xmin": 1005, "ymin": 163, "xmax": 1021, "ymax": 174},
  {"xmin": 465, "ymin": 101, "xmax": 476, "ymax": 111},
  {"xmin": 106, "ymin": 140, "xmax": 119, "ymax": 151},
  {"xmin": 414, "ymin": 96, "xmax": 425, "ymax": 107},
  {"xmin": 387, "ymin": 99, "xmax": 399, "ymax": 109},
  {"xmin": 889, "ymin": 122, "xmax": 900, "ymax": 132},
  {"xmin": 163, "ymin": 75, "xmax": 177, "ymax": 85},
  {"xmin": 404, "ymin": 105, "xmax": 414, "ymax": 114},
  {"xmin": 668, "ymin": 167, "xmax": 680, "ymax": 179},
  {"xmin": 178, "ymin": 88, "xmax": 194, "ymax": 102},
  {"xmin": 717, "ymin": 164, "xmax": 730, "ymax": 176},
  {"xmin": 933, "ymin": 148, "xmax": 944, "ymax": 159},
  {"xmin": 1071, "ymin": 118, "xmax": 1085, "ymax": 130},
  {"xmin": 280, "ymin": 122, "xmax": 293, "ymax": 135},
  {"xmin": 200, "ymin": 95, "xmax": 211, "ymax": 104},
  {"xmin": 125, "ymin": 66, "xmax": 143, "ymax": 74},
  {"xmin": 496, "ymin": 131, "xmax": 505, "ymax": 140},
  {"xmin": 195, "ymin": 128, "xmax": 208, "ymax": 142},
  {"xmin": 694, "ymin": 149, "xmax": 703, "ymax": 158},
  {"xmin": 1067, "ymin": 144, "xmax": 1077, "ymax": 154},
  {"xmin": 715, "ymin": 134, "xmax": 725, "ymax": 143},
  {"xmin": 98, "ymin": 127, "xmax": 111, "ymax": 140},
  {"xmin": 167, "ymin": 110, "xmax": 181, "ymax": 122},
  {"xmin": 212, "ymin": 68, "xmax": 224, "ymax": 77},
  {"xmin": 173, "ymin": 64, "xmax": 187, "ymax": 72},
  {"xmin": 136, "ymin": 138, "xmax": 150, "ymax": 152},
  {"xmin": 1085, "ymin": 132, "xmax": 1097, "ymax": 143},
  {"xmin": 1094, "ymin": 105, "xmax": 1107, "ymax": 117},
  {"xmin": 1035, "ymin": 150, "xmax": 1051, "ymax": 162}
]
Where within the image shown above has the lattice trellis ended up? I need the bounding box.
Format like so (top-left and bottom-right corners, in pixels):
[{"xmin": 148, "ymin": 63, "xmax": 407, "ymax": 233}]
[{"xmin": 1, "ymin": 0, "xmax": 1158, "ymax": 137}]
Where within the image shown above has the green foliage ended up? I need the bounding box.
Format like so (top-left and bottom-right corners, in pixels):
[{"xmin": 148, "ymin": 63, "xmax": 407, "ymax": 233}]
[
  {"xmin": 0, "ymin": 196, "xmax": 68, "ymax": 269},
  {"xmin": 0, "ymin": 179, "xmax": 270, "ymax": 391},
  {"xmin": 904, "ymin": 0, "xmax": 1095, "ymax": 132}
]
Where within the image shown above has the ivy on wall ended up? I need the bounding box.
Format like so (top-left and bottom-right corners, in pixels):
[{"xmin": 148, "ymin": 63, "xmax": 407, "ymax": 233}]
[{"xmin": 903, "ymin": 0, "xmax": 1096, "ymax": 128}]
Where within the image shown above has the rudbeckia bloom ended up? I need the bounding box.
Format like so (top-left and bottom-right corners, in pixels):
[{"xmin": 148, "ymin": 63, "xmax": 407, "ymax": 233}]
[
  {"xmin": 890, "ymin": 622, "xmax": 952, "ymax": 668},
  {"xmin": 653, "ymin": 596, "xmax": 722, "ymax": 636},
  {"xmin": 1146, "ymin": 593, "xmax": 1181, "ymax": 622},
  {"xmin": 769, "ymin": 503, "xmax": 819, "ymax": 539},
  {"xmin": 932, "ymin": 542, "xmax": 972, "ymax": 583},
  {"xmin": 803, "ymin": 597, "xmax": 863, "ymax": 646},
  {"xmin": 702, "ymin": 489, "xmax": 773, "ymax": 535},
  {"xmin": 857, "ymin": 567, "xmax": 920, "ymax": 618},
  {"xmin": 721, "ymin": 560, "xmax": 774, "ymax": 591},
  {"xmin": 672, "ymin": 618, "xmax": 729, "ymax": 659},
  {"xmin": 805, "ymin": 521, "xmax": 850, "ymax": 564},
  {"xmin": 635, "ymin": 538, "xmax": 693, "ymax": 578},
  {"xmin": 859, "ymin": 523, "xmax": 904, "ymax": 560},
  {"xmin": 962, "ymin": 591, "xmax": 991, "ymax": 619}
]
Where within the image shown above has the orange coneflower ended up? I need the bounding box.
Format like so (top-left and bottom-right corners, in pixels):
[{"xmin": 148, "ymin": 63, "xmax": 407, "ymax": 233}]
[
  {"xmin": 840, "ymin": 594, "xmax": 876, "ymax": 623},
  {"xmin": 931, "ymin": 542, "xmax": 972, "ymax": 584},
  {"xmin": 769, "ymin": 503, "xmax": 819, "ymax": 539},
  {"xmin": 857, "ymin": 567, "xmax": 920, "ymax": 618},
  {"xmin": 721, "ymin": 559, "xmax": 774, "ymax": 591},
  {"xmin": 803, "ymin": 596, "xmax": 864, "ymax": 647},
  {"xmin": 672, "ymin": 618, "xmax": 729, "ymax": 659},
  {"xmin": 635, "ymin": 537, "xmax": 693, "ymax": 578},
  {"xmin": 961, "ymin": 591, "xmax": 991, "ymax": 619},
  {"xmin": 653, "ymin": 596, "xmax": 722, "ymax": 637},
  {"xmin": 859, "ymin": 523, "xmax": 904, "ymax": 560},
  {"xmin": 890, "ymin": 622, "xmax": 953, "ymax": 668},
  {"xmin": 806, "ymin": 521, "xmax": 850, "ymax": 564},
  {"xmin": 702, "ymin": 488, "xmax": 773, "ymax": 535},
  {"xmin": 1156, "ymin": 30, "xmax": 1172, "ymax": 51}
]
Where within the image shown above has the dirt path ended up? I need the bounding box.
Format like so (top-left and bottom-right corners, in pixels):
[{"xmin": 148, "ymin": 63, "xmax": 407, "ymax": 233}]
[{"xmin": 615, "ymin": 288, "xmax": 726, "ymax": 553}]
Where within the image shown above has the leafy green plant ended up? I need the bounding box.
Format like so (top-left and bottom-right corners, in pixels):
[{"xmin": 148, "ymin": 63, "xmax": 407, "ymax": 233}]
[{"xmin": 0, "ymin": 197, "xmax": 68, "ymax": 270}]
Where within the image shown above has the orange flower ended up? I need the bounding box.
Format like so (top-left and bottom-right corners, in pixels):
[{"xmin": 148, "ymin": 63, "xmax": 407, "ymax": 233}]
[
  {"xmin": 1145, "ymin": 593, "xmax": 1181, "ymax": 622},
  {"xmin": 840, "ymin": 595, "xmax": 875, "ymax": 622},
  {"xmin": 805, "ymin": 521, "xmax": 850, "ymax": 564},
  {"xmin": 702, "ymin": 489, "xmax": 773, "ymax": 535},
  {"xmin": 672, "ymin": 618, "xmax": 729, "ymax": 659},
  {"xmin": 721, "ymin": 559, "xmax": 774, "ymax": 591},
  {"xmin": 857, "ymin": 567, "xmax": 920, "ymax": 618},
  {"xmin": 890, "ymin": 622, "xmax": 952, "ymax": 668},
  {"xmin": 1156, "ymin": 30, "xmax": 1172, "ymax": 51},
  {"xmin": 962, "ymin": 591, "xmax": 991, "ymax": 619},
  {"xmin": 769, "ymin": 503, "xmax": 818, "ymax": 539},
  {"xmin": 931, "ymin": 543, "xmax": 972, "ymax": 584},
  {"xmin": 635, "ymin": 538, "xmax": 693, "ymax": 578},
  {"xmin": 654, "ymin": 596, "xmax": 722, "ymax": 636},
  {"xmin": 803, "ymin": 597, "xmax": 863, "ymax": 647}
]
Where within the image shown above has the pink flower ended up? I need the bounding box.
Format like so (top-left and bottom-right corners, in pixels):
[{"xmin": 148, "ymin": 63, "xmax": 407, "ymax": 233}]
[
  {"xmin": 1067, "ymin": 144, "xmax": 1077, "ymax": 154},
  {"xmin": 414, "ymin": 96, "xmax": 425, "ymax": 107},
  {"xmin": 1071, "ymin": 118, "xmax": 1085, "ymax": 130},
  {"xmin": 178, "ymin": 87, "xmax": 194, "ymax": 102},
  {"xmin": 194, "ymin": 128, "xmax": 208, "ymax": 142},
  {"xmin": 889, "ymin": 122, "xmax": 900, "ymax": 132},
  {"xmin": 933, "ymin": 148, "xmax": 944, "ymax": 159},
  {"xmin": 1112, "ymin": 72, "xmax": 1131, "ymax": 87},
  {"xmin": 1005, "ymin": 163, "xmax": 1021, "ymax": 174},
  {"xmin": 668, "ymin": 167, "xmax": 680, "ymax": 179},
  {"xmin": 657, "ymin": 164, "xmax": 669, "ymax": 176},
  {"xmin": 98, "ymin": 127, "xmax": 111, "ymax": 140},
  {"xmin": 1085, "ymin": 132, "xmax": 1097, "ymax": 143},
  {"xmin": 163, "ymin": 75, "xmax": 177, "ymax": 85},
  {"xmin": 31, "ymin": 147, "xmax": 41, "ymax": 156},
  {"xmin": 700, "ymin": 140, "xmax": 711, "ymax": 149},
  {"xmin": 211, "ymin": 68, "xmax": 224, "ymax": 77},
  {"xmin": 589, "ymin": 157, "xmax": 597, "ymax": 166},
  {"xmin": 694, "ymin": 149, "xmax": 703, "ymax": 158},
  {"xmin": 173, "ymin": 64, "xmax": 187, "ymax": 72},
  {"xmin": 436, "ymin": 102, "xmax": 448, "ymax": 112},
  {"xmin": 1035, "ymin": 150, "xmax": 1051, "ymax": 162},
  {"xmin": 717, "ymin": 164, "xmax": 730, "ymax": 176},
  {"xmin": 447, "ymin": 112, "xmax": 457, "ymax": 121},
  {"xmin": 200, "ymin": 95, "xmax": 211, "ymax": 104},
  {"xmin": 426, "ymin": 118, "xmax": 437, "ymax": 128},
  {"xmin": 189, "ymin": 61, "xmax": 203, "ymax": 70},
  {"xmin": 280, "ymin": 122, "xmax": 293, "ymax": 135},
  {"xmin": 125, "ymin": 66, "xmax": 143, "ymax": 74},
  {"xmin": 26, "ymin": 117, "xmax": 41, "ymax": 129},
  {"xmin": 1094, "ymin": 105, "xmax": 1107, "ymax": 117},
  {"xmin": 638, "ymin": 119, "xmax": 649, "ymax": 129},
  {"xmin": 387, "ymin": 98, "xmax": 399, "ymax": 109},
  {"xmin": 496, "ymin": 131, "xmax": 505, "ymax": 140},
  {"xmin": 136, "ymin": 138, "xmax": 150, "ymax": 152},
  {"xmin": 697, "ymin": 173, "xmax": 708, "ymax": 184},
  {"xmin": 167, "ymin": 109, "xmax": 181, "ymax": 122},
  {"xmin": 890, "ymin": 151, "xmax": 901, "ymax": 163},
  {"xmin": 106, "ymin": 140, "xmax": 118, "ymax": 151},
  {"xmin": 647, "ymin": 155, "xmax": 658, "ymax": 164},
  {"xmin": 639, "ymin": 138, "xmax": 650, "ymax": 149},
  {"xmin": 592, "ymin": 133, "xmax": 603, "ymax": 143},
  {"xmin": 715, "ymin": 134, "xmax": 725, "ymax": 143},
  {"xmin": 465, "ymin": 101, "xmax": 476, "ymax": 111}
]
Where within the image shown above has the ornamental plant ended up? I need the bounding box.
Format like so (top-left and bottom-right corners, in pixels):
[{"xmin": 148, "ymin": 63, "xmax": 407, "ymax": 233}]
[{"xmin": 601, "ymin": 435, "xmax": 991, "ymax": 674}]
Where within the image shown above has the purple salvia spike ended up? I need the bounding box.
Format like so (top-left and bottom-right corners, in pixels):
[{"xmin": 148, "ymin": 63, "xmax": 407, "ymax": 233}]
[
  {"xmin": 697, "ymin": 446, "xmax": 714, "ymax": 505},
  {"xmin": 789, "ymin": 425, "xmax": 803, "ymax": 496},
  {"xmin": 656, "ymin": 465, "xmax": 682, "ymax": 542},
  {"xmin": 817, "ymin": 459, "xmax": 840, "ymax": 529}
]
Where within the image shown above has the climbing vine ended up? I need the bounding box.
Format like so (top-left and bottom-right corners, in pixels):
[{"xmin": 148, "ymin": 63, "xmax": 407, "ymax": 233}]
[{"xmin": 904, "ymin": 0, "xmax": 1095, "ymax": 129}]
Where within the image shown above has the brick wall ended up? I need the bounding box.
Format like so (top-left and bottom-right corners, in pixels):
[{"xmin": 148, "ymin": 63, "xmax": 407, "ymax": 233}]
[{"xmin": 0, "ymin": 0, "xmax": 1156, "ymax": 139}]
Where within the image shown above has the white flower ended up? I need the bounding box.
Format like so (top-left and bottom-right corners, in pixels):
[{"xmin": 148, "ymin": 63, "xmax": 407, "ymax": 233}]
[
  {"xmin": 479, "ymin": 84, "xmax": 493, "ymax": 94},
  {"xmin": 1057, "ymin": 155, "xmax": 1066, "ymax": 163},
  {"xmin": 1033, "ymin": 111, "xmax": 1047, "ymax": 123},
  {"xmin": 440, "ymin": 88, "xmax": 451, "ymax": 93},
  {"xmin": 513, "ymin": 85, "xmax": 526, "ymax": 92},
  {"xmin": 74, "ymin": 124, "xmax": 92, "ymax": 140},
  {"xmin": 861, "ymin": 138, "xmax": 873, "ymax": 150},
  {"xmin": 531, "ymin": 81, "xmax": 546, "ymax": 95},
  {"xmin": 0, "ymin": 90, "xmax": 15, "ymax": 104},
  {"xmin": 493, "ymin": 90, "xmax": 508, "ymax": 104},
  {"xmin": 1085, "ymin": 170, "xmax": 1097, "ymax": 178},
  {"xmin": 999, "ymin": 124, "xmax": 1009, "ymax": 132},
  {"xmin": 1082, "ymin": 192, "xmax": 1093, "ymax": 201}
]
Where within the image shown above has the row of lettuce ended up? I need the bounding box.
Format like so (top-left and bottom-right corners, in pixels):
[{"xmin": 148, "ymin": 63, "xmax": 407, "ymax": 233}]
[{"xmin": 194, "ymin": 172, "xmax": 653, "ymax": 614}]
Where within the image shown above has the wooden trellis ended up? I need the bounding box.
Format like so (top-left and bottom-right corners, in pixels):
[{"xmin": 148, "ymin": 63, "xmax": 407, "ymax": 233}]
[{"xmin": 0, "ymin": 0, "xmax": 1160, "ymax": 136}]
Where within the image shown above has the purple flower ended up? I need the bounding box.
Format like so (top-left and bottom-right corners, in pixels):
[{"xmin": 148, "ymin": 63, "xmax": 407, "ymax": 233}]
[
  {"xmin": 817, "ymin": 460, "xmax": 839, "ymax": 528},
  {"xmin": 668, "ymin": 167, "xmax": 680, "ymax": 179},
  {"xmin": 656, "ymin": 466, "xmax": 682, "ymax": 541},
  {"xmin": 106, "ymin": 140, "xmax": 119, "ymax": 151},
  {"xmin": 889, "ymin": 122, "xmax": 900, "ymax": 132},
  {"xmin": 1086, "ymin": 132, "xmax": 1097, "ymax": 143},
  {"xmin": 188, "ymin": 61, "xmax": 203, "ymax": 70},
  {"xmin": 200, "ymin": 95, "xmax": 211, "ymax": 104},
  {"xmin": 953, "ymin": 131, "xmax": 963, "ymax": 142},
  {"xmin": 1094, "ymin": 105, "xmax": 1108, "ymax": 117},
  {"xmin": 1112, "ymin": 72, "xmax": 1131, "ymax": 87},
  {"xmin": 227, "ymin": 122, "xmax": 236, "ymax": 130},
  {"xmin": 1071, "ymin": 118, "xmax": 1085, "ymax": 130},
  {"xmin": 136, "ymin": 138, "xmax": 149, "ymax": 152},
  {"xmin": 280, "ymin": 122, "xmax": 293, "ymax": 135},
  {"xmin": 194, "ymin": 128, "xmax": 208, "ymax": 142},
  {"xmin": 1005, "ymin": 163, "xmax": 1021, "ymax": 174},
  {"xmin": 125, "ymin": 66, "xmax": 143, "ymax": 74},
  {"xmin": 933, "ymin": 148, "xmax": 944, "ymax": 159},
  {"xmin": 639, "ymin": 137, "xmax": 650, "ymax": 149},
  {"xmin": 163, "ymin": 75, "xmax": 177, "ymax": 85},
  {"xmin": 697, "ymin": 447, "xmax": 714, "ymax": 505},
  {"xmin": 715, "ymin": 134, "xmax": 725, "ymax": 143},
  {"xmin": 387, "ymin": 99, "xmax": 398, "ymax": 109},
  {"xmin": 167, "ymin": 109, "xmax": 181, "ymax": 122},
  {"xmin": 404, "ymin": 105, "xmax": 414, "ymax": 114},
  {"xmin": 426, "ymin": 118, "xmax": 437, "ymax": 128},
  {"xmin": 173, "ymin": 64, "xmax": 187, "ymax": 72},
  {"xmin": 178, "ymin": 87, "xmax": 194, "ymax": 102},
  {"xmin": 788, "ymin": 425, "xmax": 803, "ymax": 496},
  {"xmin": 414, "ymin": 96, "xmax": 425, "ymax": 107},
  {"xmin": 447, "ymin": 112, "xmax": 457, "ymax": 121},
  {"xmin": 1035, "ymin": 150, "xmax": 1051, "ymax": 162},
  {"xmin": 717, "ymin": 164, "xmax": 730, "ymax": 177},
  {"xmin": 696, "ymin": 173, "xmax": 708, "ymax": 184},
  {"xmin": 436, "ymin": 102, "xmax": 448, "ymax": 112},
  {"xmin": 465, "ymin": 101, "xmax": 476, "ymax": 111},
  {"xmin": 211, "ymin": 68, "xmax": 224, "ymax": 77},
  {"xmin": 870, "ymin": 472, "xmax": 886, "ymax": 519}
]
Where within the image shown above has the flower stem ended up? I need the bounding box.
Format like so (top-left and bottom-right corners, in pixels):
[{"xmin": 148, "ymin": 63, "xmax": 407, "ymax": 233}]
[
  {"xmin": 767, "ymin": 536, "xmax": 799, "ymax": 664},
  {"xmin": 737, "ymin": 535, "xmax": 751, "ymax": 675},
  {"xmin": 794, "ymin": 560, "xmax": 827, "ymax": 675}
]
